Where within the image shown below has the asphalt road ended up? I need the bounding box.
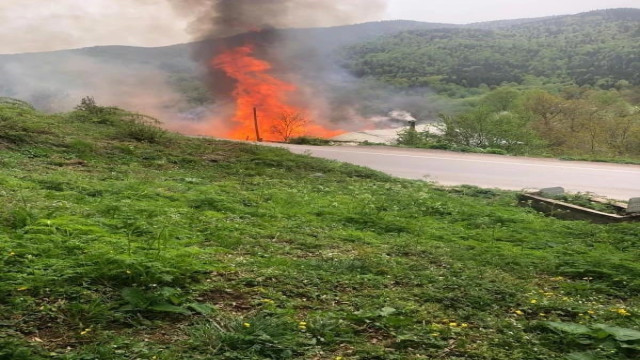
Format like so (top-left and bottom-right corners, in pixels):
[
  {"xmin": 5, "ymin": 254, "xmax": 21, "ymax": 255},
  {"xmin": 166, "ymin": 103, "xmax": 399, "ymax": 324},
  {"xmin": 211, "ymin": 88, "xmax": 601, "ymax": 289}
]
[{"xmin": 266, "ymin": 144, "xmax": 640, "ymax": 200}]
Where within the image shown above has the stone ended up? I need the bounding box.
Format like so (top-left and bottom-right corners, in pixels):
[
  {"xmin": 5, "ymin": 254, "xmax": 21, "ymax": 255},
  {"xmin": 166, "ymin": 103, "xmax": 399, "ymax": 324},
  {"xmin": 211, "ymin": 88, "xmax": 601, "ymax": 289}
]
[
  {"xmin": 626, "ymin": 198, "xmax": 640, "ymax": 214},
  {"xmin": 539, "ymin": 187, "xmax": 565, "ymax": 197}
]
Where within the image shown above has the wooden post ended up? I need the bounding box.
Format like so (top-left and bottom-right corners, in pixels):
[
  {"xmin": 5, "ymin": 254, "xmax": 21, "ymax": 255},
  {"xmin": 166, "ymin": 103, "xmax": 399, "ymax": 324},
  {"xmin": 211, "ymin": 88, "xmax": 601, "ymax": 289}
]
[{"xmin": 253, "ymin": 107, "xmax": 262, "ymax": 142}]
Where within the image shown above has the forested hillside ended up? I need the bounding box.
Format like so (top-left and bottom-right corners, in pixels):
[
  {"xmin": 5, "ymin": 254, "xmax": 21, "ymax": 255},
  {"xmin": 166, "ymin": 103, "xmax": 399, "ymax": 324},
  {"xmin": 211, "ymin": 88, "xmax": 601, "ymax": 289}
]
[
  {"xmin": 398, "ymin": 85, "xmax": 640, "ymax": 161},
  {"xmin": 342, "ymin": 9, "xmax": 640, "ymax": 92}
]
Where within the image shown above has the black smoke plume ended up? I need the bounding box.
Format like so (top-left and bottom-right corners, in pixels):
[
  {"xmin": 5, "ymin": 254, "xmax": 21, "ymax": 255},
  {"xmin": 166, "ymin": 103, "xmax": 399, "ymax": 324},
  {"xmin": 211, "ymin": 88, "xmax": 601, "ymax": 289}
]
[
  {"xmin": 167, "ymin": 0, "xmax": 387, "ymax": 38},
  {"xmin": 167, "ymin": 0, "xmax": 396, "ymax": 128}
]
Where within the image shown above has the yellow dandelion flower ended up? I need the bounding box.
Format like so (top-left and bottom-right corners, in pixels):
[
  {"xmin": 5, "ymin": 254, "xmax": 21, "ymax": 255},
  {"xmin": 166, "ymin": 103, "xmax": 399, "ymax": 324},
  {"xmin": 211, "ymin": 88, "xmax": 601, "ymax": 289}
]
[
  {"xmin": 616, "ymin": 308, "xmax": 630, "ymax": 316},
  {"xmin": 587, "ymin": 310, "xmax": 595, "ymax": 315},
  {"xmin": 461, "ymin": 323, "xmax": 469, "ymax": 328},
  {"xmin": 299, "ymin": 321, "xmax": 307, "ymax": 326},
  {"xmin": 514, "ymin": 310, "xmax": 524, "ymax": 316},
  {"xmin": 243, "ymin": 322, "xmax": 251, "ymax": 328},
  {"xmin": 530, "ymin": 299, "xmax": 538, "ymax": 304},
  {"xmin": 449, "ymin": 322, "xmax": 458, "ymax": 327}
]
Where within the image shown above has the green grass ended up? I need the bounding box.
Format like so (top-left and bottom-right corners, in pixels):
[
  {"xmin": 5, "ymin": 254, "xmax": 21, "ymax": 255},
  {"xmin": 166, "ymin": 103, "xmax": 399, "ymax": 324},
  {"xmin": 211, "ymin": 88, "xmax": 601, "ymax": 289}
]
[{"xmin": 1, "ymin": 101, "xmax": 639, "ymax": 359}]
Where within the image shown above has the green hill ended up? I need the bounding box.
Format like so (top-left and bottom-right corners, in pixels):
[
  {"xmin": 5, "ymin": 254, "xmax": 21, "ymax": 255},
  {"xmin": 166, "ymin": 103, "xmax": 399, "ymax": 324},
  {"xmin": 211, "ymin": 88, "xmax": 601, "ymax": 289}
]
[
  {"xmin": 342, "ymin": 9, "xmax": 640, "ymax": 90},
  {"xmin": 1, "ymin": 99, "xmax": 639, "ymax": 359}
]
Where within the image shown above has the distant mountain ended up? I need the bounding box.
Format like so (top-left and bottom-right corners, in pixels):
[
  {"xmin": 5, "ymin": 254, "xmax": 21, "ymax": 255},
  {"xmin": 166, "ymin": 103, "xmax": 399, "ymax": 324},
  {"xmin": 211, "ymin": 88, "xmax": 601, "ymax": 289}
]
[
  {"xmin": 0, "ymin": 19, "xmax": 454, "ymax": 76},
  {"xmin": 342, "ymin": 8, "xmax": 640, "ymax": 90},
  {"xmin": 465, "ymin": 15, "xmax": 558, "ymax": 29}
]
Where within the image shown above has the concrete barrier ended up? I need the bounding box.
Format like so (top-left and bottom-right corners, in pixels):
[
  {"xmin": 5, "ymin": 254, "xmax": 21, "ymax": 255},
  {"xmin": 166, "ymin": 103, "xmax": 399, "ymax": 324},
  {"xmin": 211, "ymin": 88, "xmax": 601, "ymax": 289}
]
[{"xmin": 517, "ymin": 192, "xmax": 640, "ymax": 224}]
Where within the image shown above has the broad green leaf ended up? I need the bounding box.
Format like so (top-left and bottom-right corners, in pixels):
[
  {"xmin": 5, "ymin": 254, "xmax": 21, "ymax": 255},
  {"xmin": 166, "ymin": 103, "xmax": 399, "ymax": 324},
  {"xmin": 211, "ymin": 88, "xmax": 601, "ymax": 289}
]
[
  {"xmin": 619, "ymin": 342, "xmax": 640, "ymax": 350},
  {"xmin": 378, "ymin": 307, "xmax": 397, "ymax": 317},
  {"xmin": 592, "ymin": 324, "xmax": 640, "ymax": 342},
  {"xmin": 566, "ymin": 352, "xmax": 597, "ymax": 360},
  {"xmin": 187, "ymin": 302, "xmax": 217, "ymax": 315},
  {"xmin": 168, "ymin": 295, "xmax": 182, "ymax": 305},
  {"xmin": 588, "ymin": 329, "xmax": 610, "ymax": 340},
  {"xmin": 121, "ymin": 287, "xmax": 149, "ymax": 308},
  {"xmin": 544, "ymin": 321, "xmax": 591, "ymax": 335}
]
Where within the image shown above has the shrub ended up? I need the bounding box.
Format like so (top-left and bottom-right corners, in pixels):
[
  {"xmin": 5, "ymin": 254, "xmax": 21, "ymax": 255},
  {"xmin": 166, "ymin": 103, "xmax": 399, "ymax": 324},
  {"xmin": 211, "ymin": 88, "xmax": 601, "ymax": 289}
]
[
  {"xmin": 288, "ymin": 136, "xmax": 332, "ymax": 145},
  {"xmin": 116, "ymin": 113, "xmax": 167, "ymax": 143}
]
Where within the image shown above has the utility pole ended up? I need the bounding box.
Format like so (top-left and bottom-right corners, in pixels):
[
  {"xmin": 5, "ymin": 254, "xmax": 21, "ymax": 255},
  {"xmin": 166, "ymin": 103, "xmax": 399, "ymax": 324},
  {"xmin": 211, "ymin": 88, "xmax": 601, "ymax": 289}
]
[{"xmin": 253, "ymin": 107, "xmax": 262, "ymax": 142}]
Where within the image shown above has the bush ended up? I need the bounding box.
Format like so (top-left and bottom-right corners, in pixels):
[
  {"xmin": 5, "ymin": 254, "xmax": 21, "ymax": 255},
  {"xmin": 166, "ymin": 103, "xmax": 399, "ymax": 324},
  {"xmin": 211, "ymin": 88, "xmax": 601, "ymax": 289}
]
[
  {"xmin": 71, "ymin": 96, "xmax": 124, "ymax": 125},
  {"xmin": 288, "ymin": 136, "xmax": 332, "ymax": 146},
  {"xmin": 397, "ymin": 128, "xmax": 424, "ymax": 146},
  {"xmin": 116, "ymin": 113, "xmax": 167, "ymax": 143}
]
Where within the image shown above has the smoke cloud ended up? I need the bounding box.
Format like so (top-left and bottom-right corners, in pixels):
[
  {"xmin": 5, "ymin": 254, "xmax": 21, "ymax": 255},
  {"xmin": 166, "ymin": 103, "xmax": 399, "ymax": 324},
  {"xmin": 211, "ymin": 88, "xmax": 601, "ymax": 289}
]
[
  {"xmin": 0, "ymin": 51, "xmax": 192, "ymax": 122},
  {"xmin": 166, "ymin": 0, "xmax": 387, "ymax": 38},
  {"xmin": 0, "ymin": 0, "xmax": 189, "ymax": 54}
]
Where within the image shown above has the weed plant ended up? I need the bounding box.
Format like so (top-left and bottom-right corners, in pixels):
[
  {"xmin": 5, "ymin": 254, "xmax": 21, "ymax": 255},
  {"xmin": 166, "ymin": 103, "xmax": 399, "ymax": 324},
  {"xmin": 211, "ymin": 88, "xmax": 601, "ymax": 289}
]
[{"xmin": 0, "ymin": 101, "xmax": 638, "ymax": 359}]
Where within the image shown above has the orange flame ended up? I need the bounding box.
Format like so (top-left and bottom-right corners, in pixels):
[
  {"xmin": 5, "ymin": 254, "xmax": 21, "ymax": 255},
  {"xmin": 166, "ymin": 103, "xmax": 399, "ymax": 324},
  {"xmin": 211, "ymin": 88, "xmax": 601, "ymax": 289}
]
[{"xmin": 212, "ymin": 46, "xmax": 342, "ymax": 141}]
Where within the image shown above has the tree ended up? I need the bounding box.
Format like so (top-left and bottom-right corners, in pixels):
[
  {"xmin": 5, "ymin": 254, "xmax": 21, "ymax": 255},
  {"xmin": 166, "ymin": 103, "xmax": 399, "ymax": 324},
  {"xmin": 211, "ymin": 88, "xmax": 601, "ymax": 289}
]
[
  {"xmin": 440, "ymin": 106, "xmax": 538, "ymax": 152},
  {"xmin": 270, "ymin": 111, "xmax": 309, "ymax": 142},
  {"xmin": 605, "ymin": 109, "xmax": 639, "ymax": 155},
  {"xmin": 481, "ymin": 87, "xmax": 521, "ymax": 112}
]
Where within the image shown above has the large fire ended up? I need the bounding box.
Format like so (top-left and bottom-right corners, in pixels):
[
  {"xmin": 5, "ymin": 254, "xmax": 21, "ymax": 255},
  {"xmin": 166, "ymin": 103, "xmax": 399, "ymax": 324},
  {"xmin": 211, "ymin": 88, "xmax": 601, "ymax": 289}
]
[{"xmin": 212, "ymin": 45, "xmax": 343, "ymax": 141}]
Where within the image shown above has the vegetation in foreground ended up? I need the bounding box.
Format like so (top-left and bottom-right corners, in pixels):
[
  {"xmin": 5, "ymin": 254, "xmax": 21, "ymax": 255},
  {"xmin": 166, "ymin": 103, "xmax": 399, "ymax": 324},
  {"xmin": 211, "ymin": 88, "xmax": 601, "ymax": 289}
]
[{"xmin": 1, "ymin": 99, "xmax": 639, "ymax": 359}]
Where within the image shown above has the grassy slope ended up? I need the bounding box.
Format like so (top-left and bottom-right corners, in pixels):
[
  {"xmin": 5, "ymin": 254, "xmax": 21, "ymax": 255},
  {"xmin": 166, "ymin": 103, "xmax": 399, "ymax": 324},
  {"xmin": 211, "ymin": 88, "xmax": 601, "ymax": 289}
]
[{"xmin": 0, "ymin": 102, "xmax": 639, "ymax": 360}]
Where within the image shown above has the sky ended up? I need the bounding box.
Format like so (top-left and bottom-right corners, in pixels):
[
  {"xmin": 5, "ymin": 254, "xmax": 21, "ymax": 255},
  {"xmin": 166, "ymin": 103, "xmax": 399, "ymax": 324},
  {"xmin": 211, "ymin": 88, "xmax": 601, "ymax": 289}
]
[
  {"xmin": 0, "ymin": 0, "xmax": 638, "ymax": 54},
  {"xmin": 385, "ymin": 0, "xmax": 640, "ymax": 24}
]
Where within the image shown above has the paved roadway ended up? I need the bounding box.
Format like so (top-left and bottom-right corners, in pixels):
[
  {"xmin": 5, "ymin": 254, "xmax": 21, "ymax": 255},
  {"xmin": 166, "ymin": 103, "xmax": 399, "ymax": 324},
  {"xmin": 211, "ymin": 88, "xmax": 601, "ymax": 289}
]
[{"xmin": 265, "ymin": 144, "xmax": 640, "ymax": 200}]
